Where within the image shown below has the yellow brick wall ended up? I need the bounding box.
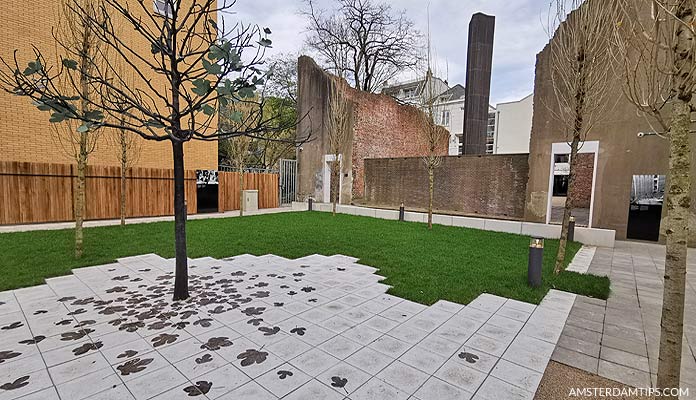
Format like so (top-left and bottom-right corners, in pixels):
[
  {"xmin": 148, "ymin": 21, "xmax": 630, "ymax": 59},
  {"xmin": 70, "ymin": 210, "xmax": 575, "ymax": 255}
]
[{"xmin": 0, "ymin": 0, "xmax": 218, "ymax": 170}]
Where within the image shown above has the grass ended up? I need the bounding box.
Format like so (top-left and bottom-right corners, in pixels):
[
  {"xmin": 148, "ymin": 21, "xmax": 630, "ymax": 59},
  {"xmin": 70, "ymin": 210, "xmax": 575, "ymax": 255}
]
[{"xmin": 0, "ymin": 211, "xmax": 610, "ymax": 305}]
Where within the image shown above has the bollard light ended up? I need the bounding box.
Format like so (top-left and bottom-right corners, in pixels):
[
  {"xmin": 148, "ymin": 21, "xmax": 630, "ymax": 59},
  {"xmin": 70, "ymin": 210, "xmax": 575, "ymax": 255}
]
[
  {"xmin": 399, "ymin": 202, "xmax": 405, "ymax": 222},
  {"xmin": 528, "ymin": 237, "xmax": 544, "ymax": 287},
  {"xmin": 308, "ymin": 198, "xmax": 313, "ymax": 211},
  {"xmin": 568, "ymin": 216, "xmax": 576, "ymax": 242}
]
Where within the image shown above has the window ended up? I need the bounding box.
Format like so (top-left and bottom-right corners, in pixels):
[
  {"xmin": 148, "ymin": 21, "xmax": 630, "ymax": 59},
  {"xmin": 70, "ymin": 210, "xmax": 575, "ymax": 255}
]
[
  {"xmin": 440, "ymin": 110, "xmax": 450, "ymax": 126},
  {"xmin": 154, "ymin": 0, "xmax": 175, "ymax": 17},
  {"xmin": 403, "ymin": 87, "xmax": 417, "ymax": 98},
  {"xmin": 554, "ymin": 154, "xmax": 569, "ymax": 163}
]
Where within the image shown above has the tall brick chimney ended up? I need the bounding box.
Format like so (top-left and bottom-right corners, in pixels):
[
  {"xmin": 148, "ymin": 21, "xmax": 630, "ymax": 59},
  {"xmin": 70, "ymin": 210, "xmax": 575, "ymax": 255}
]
[{"xmin": 462, "ymin": 13, "xmax": 495, "ymax": 155}]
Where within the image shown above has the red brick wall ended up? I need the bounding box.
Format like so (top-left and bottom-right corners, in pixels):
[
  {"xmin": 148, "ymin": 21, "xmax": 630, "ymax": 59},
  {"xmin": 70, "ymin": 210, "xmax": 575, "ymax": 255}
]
[
  {"xmin": 349, "ymin": 92, "xmax": 448, "ymax": 199},
  {"xmin": 364, "ymin": 154, "xmax": 530, "ymax": 219},
  {"xmin": 571, "ymin": 153, "xmax": 594, "ymax": 208},
  {"xmin": 296, "ymin": 56, "xmax": 448, "ymax": 203}
]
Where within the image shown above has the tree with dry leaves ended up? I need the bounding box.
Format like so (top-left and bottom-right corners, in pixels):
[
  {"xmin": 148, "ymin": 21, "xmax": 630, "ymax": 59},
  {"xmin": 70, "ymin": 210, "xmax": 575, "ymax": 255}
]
[
  {"xmin": 303, "ymin": 0, "xmax": 422, "ymax": 93},
  {"xmin": 545, "ymin": 0, "xmax": 620, "ymax": 274},
  {"xmin": 614, "ymin": 0, "xmax": 693, "ymax": 392},
  {"xmin": 327, "ymin": 79, "xmax": 351, "ymax": 215}
]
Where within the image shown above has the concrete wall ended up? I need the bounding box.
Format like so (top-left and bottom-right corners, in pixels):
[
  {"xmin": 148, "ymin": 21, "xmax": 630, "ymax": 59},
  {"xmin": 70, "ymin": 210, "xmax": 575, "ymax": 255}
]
[
  {"xmin": 296, "ymin": 56, "xmax": 448, "ymax": 203},
  {"xmin": 363, "ymin": 154, "xmax": 529, "ymax": 219},
  {"xmin": 0, "ymin": 0, "xmax": 217, "ymax": 170},
  {"xmin": 526, "ymin": 1, "xmax": 696, "ymax": 243},
  {"xmin": 494, "ymin": 94, "xmax": 533, "ymax": 154}
]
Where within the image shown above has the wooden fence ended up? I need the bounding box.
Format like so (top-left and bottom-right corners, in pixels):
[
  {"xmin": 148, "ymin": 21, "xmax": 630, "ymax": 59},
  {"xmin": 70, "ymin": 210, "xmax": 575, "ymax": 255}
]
[
  {"xmin": 218, "ymin": 171, "xmax": 279, "ymax": 211},
  {"xmin": 0, "ymin": 162, "xmax": 281, "ymax": 225},
  {"xmin": 0, "ymin": 161, "xmax": 197, "ymax": 225}
]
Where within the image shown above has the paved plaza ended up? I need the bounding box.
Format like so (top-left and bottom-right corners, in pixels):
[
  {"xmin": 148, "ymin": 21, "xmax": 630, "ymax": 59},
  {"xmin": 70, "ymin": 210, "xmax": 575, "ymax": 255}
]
[
  {"xmin": 552, "ymin": 241, "xmax": 696, "ymax": 391},
  {"xmin": 0, "ymin": 253, "xmax": 575, "ymax": 400}
]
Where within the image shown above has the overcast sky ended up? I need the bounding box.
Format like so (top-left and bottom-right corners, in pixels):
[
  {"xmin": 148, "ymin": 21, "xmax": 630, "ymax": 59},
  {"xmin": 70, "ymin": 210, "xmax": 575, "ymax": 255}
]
[{"xmin": 227, "ymin": 0, "xmax": 551, "ymax": 105}]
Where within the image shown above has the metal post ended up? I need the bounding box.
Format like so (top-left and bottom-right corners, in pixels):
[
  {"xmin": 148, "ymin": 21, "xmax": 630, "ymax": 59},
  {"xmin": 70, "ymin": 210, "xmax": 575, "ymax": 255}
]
[
  {"xmin": 528, "ymin": 238, "xmax": 544, "ymax": 287},
  {"xmin": 399, "ymin": 203, "xmax": 405, "ymax": 222},
  {"xmin": 568, "ymin": 216, "xmax": 576, "ymax": 242},
  {"xmin": 308, "ymin": 197, "xmax": 313, "ymax": 211}
]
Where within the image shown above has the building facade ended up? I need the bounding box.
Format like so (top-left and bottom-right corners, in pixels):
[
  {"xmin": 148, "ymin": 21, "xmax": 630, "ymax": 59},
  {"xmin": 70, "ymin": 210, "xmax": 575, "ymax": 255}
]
[
  {"xmin": 525, "ymin": 2, "xmax": 696, "ymax": 243},
  {"xmin": 493, "ymin": 93, "xmax": 533, "ymax": 154},
  {"xmin": 0, "ymin": 0, "xmax": 217, "ymax": 170}
]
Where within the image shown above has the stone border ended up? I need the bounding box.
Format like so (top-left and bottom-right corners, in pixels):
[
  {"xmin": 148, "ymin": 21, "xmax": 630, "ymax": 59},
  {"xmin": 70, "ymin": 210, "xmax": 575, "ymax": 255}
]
[{"xmin": 294, "ymin": 202, "xmax": 616, "ymax": 248}]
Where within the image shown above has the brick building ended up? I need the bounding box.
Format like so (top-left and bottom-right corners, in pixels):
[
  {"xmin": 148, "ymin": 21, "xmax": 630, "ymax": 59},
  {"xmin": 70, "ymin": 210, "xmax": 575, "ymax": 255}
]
[
  {"xmin": 0, "ymin": 0, "xmax": 217, "ymax": 170},
  {"xmin": 296, "ymin": 56, "xmax": 448, "ymax": 204}
]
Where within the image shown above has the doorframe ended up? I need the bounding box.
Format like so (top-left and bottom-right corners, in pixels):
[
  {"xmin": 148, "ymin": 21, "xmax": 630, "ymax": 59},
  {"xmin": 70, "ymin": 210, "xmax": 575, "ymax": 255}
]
[
  {"xmin": 323, "ymin": 154, "xmax": 343, "ymax": 203},
  {"xmin": 545, "ymin": 141, "xmax": 599, "ymax": 227}
]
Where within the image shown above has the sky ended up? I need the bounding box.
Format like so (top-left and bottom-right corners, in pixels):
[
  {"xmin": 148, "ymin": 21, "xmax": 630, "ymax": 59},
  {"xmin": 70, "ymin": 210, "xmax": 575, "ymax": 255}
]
[{"xmin": 227, "ymin": 0, "xmax": 551, "ymax": 105}]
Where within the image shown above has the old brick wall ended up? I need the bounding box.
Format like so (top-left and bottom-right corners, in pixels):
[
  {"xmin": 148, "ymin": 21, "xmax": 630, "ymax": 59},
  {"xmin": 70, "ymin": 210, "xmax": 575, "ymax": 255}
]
[
  {"xmin": 296, "ymin": 56, "xmax": 448, "ymax": 203},
  {"xmin": 0, "ymin": 0, "xmax": 217, "ymax": 170},
  {"xmin": 364, "ymin": 154, "xmax": 530, "ymax": 219},
  {"xmin": 570, "ymin": 153, "xmax": 594, "ymax": 209}
]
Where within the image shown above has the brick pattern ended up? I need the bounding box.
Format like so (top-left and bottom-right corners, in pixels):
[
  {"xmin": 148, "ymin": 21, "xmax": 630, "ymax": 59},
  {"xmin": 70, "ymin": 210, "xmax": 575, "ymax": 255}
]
[
  {"xmin": 363, "ymin": 154, "xmax": 530, "ymax": 219},
  {"xmin": 570, "ymin": 153, "xmax": 594, "ymax": 209},
  {"xmin": 350, "ymin": 92, "xmax": 448, "ymax": 199},
  {"xmin": 0, "ymin": 0, "xmax": 217, "ymax": 170}
]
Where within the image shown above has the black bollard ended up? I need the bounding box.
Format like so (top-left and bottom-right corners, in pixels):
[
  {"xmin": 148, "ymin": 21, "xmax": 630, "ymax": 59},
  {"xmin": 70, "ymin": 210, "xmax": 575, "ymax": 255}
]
[
  {"xmin": 399, "ymin": 203, "xmax": 405, "ymax": 222},
  {"xmin": 308, "ymin": 198, "xmax": 313, "ymax": 211},
  {"xmin": 528, "ymin": 238, "xmax": 544, "ymax": 287},
  {"xmin": 568, "ymin": 216, "xmax": 576, "ymax": 242}
]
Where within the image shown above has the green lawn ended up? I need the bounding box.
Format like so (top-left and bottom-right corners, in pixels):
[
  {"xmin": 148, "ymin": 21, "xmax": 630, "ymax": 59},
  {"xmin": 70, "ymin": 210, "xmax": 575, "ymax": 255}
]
[{"xmin": 0, "ymin": 211, "xmax": 609, "ymax": 304}]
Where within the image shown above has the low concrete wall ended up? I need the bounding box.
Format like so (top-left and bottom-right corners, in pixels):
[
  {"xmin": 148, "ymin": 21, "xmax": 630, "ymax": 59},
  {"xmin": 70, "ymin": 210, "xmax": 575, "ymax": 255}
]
[{"xmin": 292, "ymin": 202, "xmax": 616, "ymax": 248}]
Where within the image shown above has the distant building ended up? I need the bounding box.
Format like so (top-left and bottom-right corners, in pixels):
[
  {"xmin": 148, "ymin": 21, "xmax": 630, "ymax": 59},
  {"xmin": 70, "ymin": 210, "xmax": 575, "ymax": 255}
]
[
  {"xmin": 382, "ymin": 80, "xmax": 497, "ymax": 156},
  {"xmin": 492, "ymin": 93, "xmax": 533, "ymax": 154},
  {"xmin": 380, "ymin": 76, "xmax": 450, "ymax": 106}
]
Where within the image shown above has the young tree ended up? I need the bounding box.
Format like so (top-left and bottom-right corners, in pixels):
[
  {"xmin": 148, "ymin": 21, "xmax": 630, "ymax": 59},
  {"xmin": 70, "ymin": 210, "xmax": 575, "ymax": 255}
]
[
  {"xmin": 1, "ymin": 0, "xmax": 287, "ymax": 300},
  {"xmin": 615, "ymin": 0, "xmax": 694, "ymax": 392},
  {"xmin": 327, "ymin": 79, "xmax": 351, "ymax": 215},
  {"xmin": 420, "ymin": 69, "xmax": 447, "ymax": 230},
  {"xmin": 219, "ymin": 99, "xmax": 255, "ymax": 216},
  {"xmin": 50, "ymin": 0, "xmax": 106, "ymax": 258},
  {"xmin": 111, "ymin": 117, "xmax": 141, "ymax": 226},
  {"xmin": 303, "ymin": 0, "xmax": 423, "ymax": 93},
  {"xmin": 546, "ymin": 0, "xmax": 619, "ymax": 274}
]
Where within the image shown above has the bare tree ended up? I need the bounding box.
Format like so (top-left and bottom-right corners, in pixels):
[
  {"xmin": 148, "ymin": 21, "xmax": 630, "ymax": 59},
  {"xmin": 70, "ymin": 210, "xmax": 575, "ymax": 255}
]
[
  {"xmin": 545, "ymin": 0, "xmax": 619, "ymax": 274},
  {"xmin": 47, "ymin": 0, "xmax": 106, "ymax": 258},
  {"xmin": 327, "ymin": 79, "xmax": 351, "ymax": 215},
  {"xmin": 615, "ymin": 0, "xmax": 694, "ymax": 392},
  {"xmin": 220, "ymin": 98, "xmax": 255, "ymax": 216},
  {"xmin": 303, "ymin": 0, "xmax": 423, "ymax": 93},
  {"xmin": 420, "ymin": 69, "xmax": 447, "ymax": 230},
  {"xmin": 1, "ymin": 0, "xmax": 295, "ymax": 300},
  {"xmin": 110, "ymin": 117, "xmax": 141, "ymax": 226}
]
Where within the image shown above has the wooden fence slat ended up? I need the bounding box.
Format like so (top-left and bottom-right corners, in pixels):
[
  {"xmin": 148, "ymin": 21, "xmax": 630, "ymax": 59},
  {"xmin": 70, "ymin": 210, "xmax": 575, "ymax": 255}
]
[{"xmin": 0, "ymin": 161, "xmax": 278, "ymax": 225}]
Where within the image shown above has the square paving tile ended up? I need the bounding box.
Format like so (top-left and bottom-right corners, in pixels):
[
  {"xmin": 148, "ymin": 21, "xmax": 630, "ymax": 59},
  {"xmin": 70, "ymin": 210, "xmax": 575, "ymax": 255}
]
[{"xmin": 0, "ymin": 253, "xmax": 574, "ymax": 400}]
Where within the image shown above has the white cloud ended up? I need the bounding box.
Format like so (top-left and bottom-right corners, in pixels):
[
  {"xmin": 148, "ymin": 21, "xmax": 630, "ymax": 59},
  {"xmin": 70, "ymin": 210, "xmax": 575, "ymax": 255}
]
[{"xmin": 225, "ymin": 0, "xmax": 550, "ymax": 104}]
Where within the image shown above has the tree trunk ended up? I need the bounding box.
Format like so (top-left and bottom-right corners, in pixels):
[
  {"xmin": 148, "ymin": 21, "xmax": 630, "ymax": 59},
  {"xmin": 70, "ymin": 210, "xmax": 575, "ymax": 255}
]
[
  {"xmin": 554, "ymin": 134, "xmax": 581, "ymax": 274},
  {"xmin": 428, "ymin": 163, "xmax": 434, "ymax": 230},
  {"xmin": 120, "ymin": 141, "xmax": 127, "ymax": 226},
  {"xmin": 239, "ymin": 167, "xmax": 244, "ymax": 217},
  {"xmin": 74, "ymin": 150, "xmax": 86, "ymax": 259},
  {"xmin": 332, "ymin": 159, "xmax": 339, "ymax": 216},
  {"xmin": 172, "ymin": 140, "xmax": 189, "ymax": 301},
  {"xmin": 656, "ymin": 99, "xmax": 691, "ymax": 393},
  {"xmin": 555, "ymin": 44, "xmax": 586, "ymax": 275}
]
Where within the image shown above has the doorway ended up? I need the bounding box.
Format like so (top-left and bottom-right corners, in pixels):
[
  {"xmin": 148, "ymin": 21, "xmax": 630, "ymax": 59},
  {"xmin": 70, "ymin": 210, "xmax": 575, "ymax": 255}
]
[
  {"xmin": 196, "ymin": 170, "xmax": 219, "ymax": 213},
  {"xmin": 546, "ymin": 142, "xmax": 599, "ymax": 228},
  {"xmin": 627, "ymin": 175, "xmax": 665, "ymax": 241}
]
